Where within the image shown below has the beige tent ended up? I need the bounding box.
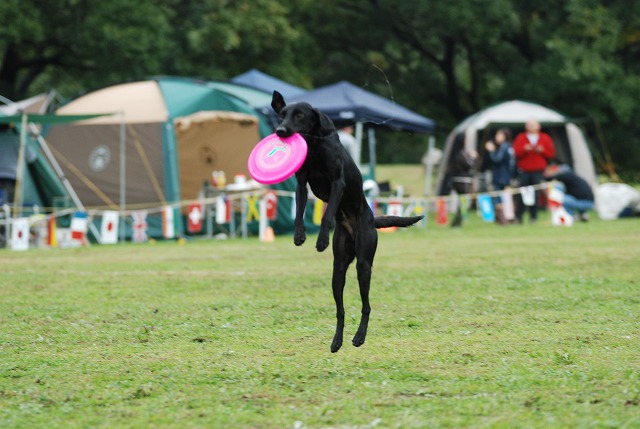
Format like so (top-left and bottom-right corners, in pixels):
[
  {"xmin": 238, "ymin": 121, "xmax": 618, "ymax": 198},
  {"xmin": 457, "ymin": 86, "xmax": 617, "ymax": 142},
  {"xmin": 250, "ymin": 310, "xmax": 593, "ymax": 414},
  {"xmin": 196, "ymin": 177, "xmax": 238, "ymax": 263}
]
[{"xmin": 45, "ymin": 78, "xmax": 266, "ymax": 211}]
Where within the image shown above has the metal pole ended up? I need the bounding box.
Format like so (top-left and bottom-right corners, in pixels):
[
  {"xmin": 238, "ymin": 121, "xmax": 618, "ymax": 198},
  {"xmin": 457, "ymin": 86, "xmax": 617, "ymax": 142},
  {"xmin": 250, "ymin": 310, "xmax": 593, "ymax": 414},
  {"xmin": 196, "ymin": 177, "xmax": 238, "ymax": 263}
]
[
  {"xmin": 119, "ymin": 114, "xmax": 126, "ymax": 243},
  {"xmin": 367, "ymin": 128, "xmax": 377, "ymax": 181},
  {"xmin": 13, "ymin": 113, "xmax": 28, "ymax": 218},
  {"xmin": 424, "ymin": 135, "xmax": 436, "ymax": 196}
]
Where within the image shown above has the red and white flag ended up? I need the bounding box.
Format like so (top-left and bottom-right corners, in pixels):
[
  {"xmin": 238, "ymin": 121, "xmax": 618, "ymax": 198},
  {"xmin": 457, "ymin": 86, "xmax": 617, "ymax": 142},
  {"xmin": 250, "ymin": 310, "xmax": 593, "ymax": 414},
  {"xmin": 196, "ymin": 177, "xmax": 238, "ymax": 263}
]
[
  {"xmin": 70, "ymin": 212, "xmax": 88, "ymax": 245},
  {"xmin": 100, "ymin": 211, "xmax": 119, "ymax": 244},
  {"xmin": 187, "ymin": 203, "xmax": 203, "ymax": 233},
  {"xmin": 265, "ymin": 191, "xmax": 278, "ymax": 221},
  {"xmin": 11, "ymin": 218, "xmax": 30, "ymax": 251},
  {"xmin": 131, "ymin": 210, "xmax": 148, "ymax": 243},
  {"xmin": 215, "ymin": 196, "xmax": 231, "ymax": 224},
  {"xmin": 386, "ymin": 198, "xmax": 403, "ymax": 217}
]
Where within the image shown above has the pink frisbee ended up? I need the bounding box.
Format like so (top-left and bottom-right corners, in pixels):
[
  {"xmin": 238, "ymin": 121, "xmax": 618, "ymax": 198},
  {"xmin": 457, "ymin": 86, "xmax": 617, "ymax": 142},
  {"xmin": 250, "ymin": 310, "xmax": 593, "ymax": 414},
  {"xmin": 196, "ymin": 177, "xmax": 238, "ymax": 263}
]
[{"xmin": 248, "ymin": 133, "xmax": 307, "ymax": 185}]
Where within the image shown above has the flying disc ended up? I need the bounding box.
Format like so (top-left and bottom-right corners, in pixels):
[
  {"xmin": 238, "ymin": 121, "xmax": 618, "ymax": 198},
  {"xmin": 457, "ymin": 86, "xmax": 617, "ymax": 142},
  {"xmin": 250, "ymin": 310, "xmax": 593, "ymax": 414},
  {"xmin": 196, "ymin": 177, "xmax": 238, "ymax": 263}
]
[{"xmin": 248, "ymin": 133, "xmax": 307, "ymax": 184}]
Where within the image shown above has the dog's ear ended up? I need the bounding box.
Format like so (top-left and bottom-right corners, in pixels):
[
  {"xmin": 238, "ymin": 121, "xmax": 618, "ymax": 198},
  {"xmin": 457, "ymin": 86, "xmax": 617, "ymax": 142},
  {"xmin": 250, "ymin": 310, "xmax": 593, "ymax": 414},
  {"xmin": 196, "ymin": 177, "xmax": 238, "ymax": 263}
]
[
  {"xmin": 314, "ymin": 109, "xmax": 335, "ymax": 133},
  {"xmin": 271, "ymin": 91, "xmax": 286, "ymax": 114}
]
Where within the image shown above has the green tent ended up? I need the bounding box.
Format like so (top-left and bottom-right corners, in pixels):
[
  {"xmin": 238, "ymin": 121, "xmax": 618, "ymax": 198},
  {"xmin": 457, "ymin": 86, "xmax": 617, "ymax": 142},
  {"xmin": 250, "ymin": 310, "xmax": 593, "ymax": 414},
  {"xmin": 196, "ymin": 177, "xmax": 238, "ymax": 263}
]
[
  {"xmin": 0, "ymin": 105, "xmax": 108, "ymax": 213},
  {"xmin": 44, "ymin": 77, "xmax": 279, "ymax": 238}
]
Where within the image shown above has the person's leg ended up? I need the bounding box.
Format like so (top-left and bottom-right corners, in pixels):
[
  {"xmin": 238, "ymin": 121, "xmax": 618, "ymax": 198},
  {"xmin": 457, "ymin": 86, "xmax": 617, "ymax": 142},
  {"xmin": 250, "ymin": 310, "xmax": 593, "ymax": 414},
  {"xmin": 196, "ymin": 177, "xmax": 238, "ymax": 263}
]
[
  {"xmin": 564, "ymin": 196, "xmax": 594, "ymax": 219},
  {"xmin": 515, "ymin": 171, "xmax": 528, "ymax": 223},
  {"xmin": 529, "ymin": 171, "xmax": 544, "ymax": 222}
]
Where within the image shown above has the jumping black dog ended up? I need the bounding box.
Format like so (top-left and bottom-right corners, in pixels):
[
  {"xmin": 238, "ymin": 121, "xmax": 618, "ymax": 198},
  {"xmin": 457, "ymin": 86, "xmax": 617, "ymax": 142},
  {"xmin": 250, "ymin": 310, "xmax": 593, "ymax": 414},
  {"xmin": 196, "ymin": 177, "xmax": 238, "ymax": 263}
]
[{"xmin": 271, "ymin": 91, "xmax": 423, "ymax": 353}]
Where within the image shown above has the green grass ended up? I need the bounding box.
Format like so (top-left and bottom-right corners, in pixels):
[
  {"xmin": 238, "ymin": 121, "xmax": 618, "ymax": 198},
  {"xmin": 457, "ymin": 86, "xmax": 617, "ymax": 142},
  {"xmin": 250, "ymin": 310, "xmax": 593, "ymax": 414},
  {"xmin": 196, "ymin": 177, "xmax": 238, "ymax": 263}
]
[{"xmin": 1, "ymin": 214, "xmax": 639, "ymax": 428}]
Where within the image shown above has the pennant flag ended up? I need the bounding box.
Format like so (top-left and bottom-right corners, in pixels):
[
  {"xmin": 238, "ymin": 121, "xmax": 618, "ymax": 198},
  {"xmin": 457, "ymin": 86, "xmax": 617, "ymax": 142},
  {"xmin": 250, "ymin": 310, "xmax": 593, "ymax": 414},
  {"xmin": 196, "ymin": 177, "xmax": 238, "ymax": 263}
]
[
  {"xmin": 47, "ymin": 216, "xmax": 57, "ymax": 247},
  {"xmin": 436, "ymin": 197, "xmax": 448, "ymax": 225},
  {"xmin": 246, "ymin": 195, "xmax": 260, "ymax": 222},
  {"xmin": 552, "ymin": 206, "xmax": 574, "ymax": 226},
  {"xmin": 521, "ymin": 186, "xmax": 536, "ymax": 206},
  {"xmin": 459, "ymin": 195, "xmax": 470, "ymax": 219},
  {"xmin": 162, "ymin": 206, "xmax": 176, "ymax": 239},
  {"xmin": 100, "ymin": 210, "xmax": 119, "ymax": 244},
  {"xmin": 187, "ymin": 203, "xmax": 203, "ymax": 233},
  {"xmin": 11, "ymin": 218, "xmax": 30, "ymax": 251},
  {"xmin": 264, "ymin": 191, "xmax": 278, "ymax": 221},
  {"xmin": 313, "ymin": 198, "xmax": 325, "ymax": 225},
  {"xmin": 215, "ymin": 196, "xmax": 231, "ymax": 224},
  {"xmin": 366, "ymin": 198, "xmax": 378, "ymax": 216},
  {"xmin": 132, "ymin": 210, "xmax": 148, "ymax": 242},
  {"xmin": 386, "ymin": 198, "xmax": 403, "ymax": 217},
  {"xmin": 548, "ymin": 185, "xmax": 564, "ymax": 209},
  {"xmin": 478, "ymin": 194, "xmax": 495, "ymax": 222},
  {"xmin": 70, "ymin": 211, "xmax": 89, "ymax": 245},
  {"xmin": 501, "ymin": 189, "xmax": 515, "ymax": 220},
  {"xmin": 291, "ymin": 196, "xmax": 297, "ymax": 220}
]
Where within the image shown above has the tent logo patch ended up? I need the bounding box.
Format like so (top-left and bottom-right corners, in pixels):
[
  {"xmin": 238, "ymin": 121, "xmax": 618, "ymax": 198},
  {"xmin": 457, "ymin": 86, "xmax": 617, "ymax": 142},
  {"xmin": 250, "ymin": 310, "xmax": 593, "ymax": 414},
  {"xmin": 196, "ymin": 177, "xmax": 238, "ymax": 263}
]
[{"xmin": 89, "ymin": 146, "xmax": 111, "ymax": 172}]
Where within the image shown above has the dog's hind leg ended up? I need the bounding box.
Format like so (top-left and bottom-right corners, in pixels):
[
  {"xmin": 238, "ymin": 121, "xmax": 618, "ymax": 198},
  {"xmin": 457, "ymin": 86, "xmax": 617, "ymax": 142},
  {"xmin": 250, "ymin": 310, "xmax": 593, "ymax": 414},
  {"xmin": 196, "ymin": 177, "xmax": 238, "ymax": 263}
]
[
  {"xmin": 352, "ymin": 226, "xmax": 378, "ymax": 348},
  {"xmin": 330, "ymin": 224, "xmax": 355, "ymax": 353}
]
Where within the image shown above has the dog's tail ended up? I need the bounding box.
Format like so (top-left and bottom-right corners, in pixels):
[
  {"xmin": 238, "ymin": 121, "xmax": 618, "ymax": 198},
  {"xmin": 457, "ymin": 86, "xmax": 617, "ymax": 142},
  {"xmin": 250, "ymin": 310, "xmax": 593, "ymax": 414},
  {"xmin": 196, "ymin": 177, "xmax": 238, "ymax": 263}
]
[{"xmin": 374, "ymin": 215, "xmax": 424, "ymax": 229}]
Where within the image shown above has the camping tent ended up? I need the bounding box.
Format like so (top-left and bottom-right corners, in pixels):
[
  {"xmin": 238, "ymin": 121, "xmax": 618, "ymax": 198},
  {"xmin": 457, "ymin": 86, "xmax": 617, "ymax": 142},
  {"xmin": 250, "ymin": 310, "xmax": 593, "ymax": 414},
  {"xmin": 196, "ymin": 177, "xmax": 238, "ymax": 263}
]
[
  {"xmin": 231, "ymin": 69, "xmax": 307, "ymax": 99},
  {"xmin": 0, "ymin": 93, "xmax": 73, "ymax": 210},
  {"xmin": 43, "ymin": 77, "xmax": 273, "ymax": 237},
  {"xmin": 269, "ymin": 81, "xmax": 436, "ymax": 178},
  {"xmin": 435, "ymin": 100, "xmax": 597, "ymax": 195},
  {"xmin": 279, "ymin": 81, "xmax": 436, "ymax": 133}
]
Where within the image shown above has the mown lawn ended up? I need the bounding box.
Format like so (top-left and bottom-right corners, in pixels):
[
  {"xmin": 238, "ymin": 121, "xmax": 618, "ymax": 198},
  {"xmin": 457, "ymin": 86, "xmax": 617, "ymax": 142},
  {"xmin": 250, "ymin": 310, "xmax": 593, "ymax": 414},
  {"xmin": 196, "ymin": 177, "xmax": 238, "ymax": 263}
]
[{"xmin": 1, "ymin": 214, "xmax": 639, "ymax": 428}]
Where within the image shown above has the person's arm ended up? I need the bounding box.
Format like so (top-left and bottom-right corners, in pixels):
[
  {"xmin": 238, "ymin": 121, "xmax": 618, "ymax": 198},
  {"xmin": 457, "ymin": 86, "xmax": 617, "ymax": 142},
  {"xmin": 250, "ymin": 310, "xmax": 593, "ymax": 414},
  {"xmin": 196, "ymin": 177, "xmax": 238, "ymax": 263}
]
[{"xmin": 538, "ymin": 133, "xmax": 556, "ymax": 160}]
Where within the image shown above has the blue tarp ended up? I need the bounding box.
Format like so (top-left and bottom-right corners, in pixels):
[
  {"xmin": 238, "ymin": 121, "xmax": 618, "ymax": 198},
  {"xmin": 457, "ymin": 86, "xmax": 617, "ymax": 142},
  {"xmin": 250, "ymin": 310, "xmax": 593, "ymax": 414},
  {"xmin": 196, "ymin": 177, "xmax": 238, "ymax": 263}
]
[
  {"xmin": 231, "ymin": 69, "xmax": 307, "ymax": 99},
  {"xmin": 278, "ymin": 81, "xmax": 436, "ymax": 133}
]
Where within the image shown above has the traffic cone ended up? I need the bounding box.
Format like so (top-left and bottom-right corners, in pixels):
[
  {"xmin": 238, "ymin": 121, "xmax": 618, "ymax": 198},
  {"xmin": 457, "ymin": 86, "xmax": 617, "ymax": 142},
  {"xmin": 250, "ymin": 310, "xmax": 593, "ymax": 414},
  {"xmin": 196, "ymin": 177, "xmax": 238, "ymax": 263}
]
[{"xmin": 263, "ymin": 226, "xmax": 275, "ymax": 242}]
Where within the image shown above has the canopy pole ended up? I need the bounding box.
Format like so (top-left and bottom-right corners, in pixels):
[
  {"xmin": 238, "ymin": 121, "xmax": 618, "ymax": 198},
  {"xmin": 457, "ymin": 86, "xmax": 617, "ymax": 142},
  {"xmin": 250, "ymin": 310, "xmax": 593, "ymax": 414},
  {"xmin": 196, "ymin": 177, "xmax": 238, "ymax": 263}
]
[
  {"xmin": 119, "ymin": 113, "xmax": 126, "ymax": 244},
  {"xmin": 424, "ymin": 135, "xmax": 436, "ymax": 196},
  {"xmin": 367, "ymin": 128, "xmax": 376, "ymax": 181},
  {"xmin": 13, "ymin": 113, "xmax": 28, "ymax": 218},
  {"xmin": 354, "ymin": 122, "xmax": 364, "ymax": 168}
]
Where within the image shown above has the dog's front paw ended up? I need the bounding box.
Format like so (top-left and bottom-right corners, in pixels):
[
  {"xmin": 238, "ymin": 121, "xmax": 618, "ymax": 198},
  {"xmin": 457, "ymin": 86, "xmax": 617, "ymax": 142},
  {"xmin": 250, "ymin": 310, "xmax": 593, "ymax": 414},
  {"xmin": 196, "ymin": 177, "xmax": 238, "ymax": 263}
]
[
  {"xmin": 293, "ymin": 228, "xmax": 306, "ymax": 246},
  {"xmin": 316, "ymin": 233, "xmax": 330, "ymax": 252},
  {"xmin": 331, "ymin": 334, "xmax": 343, "ymax": 353}
]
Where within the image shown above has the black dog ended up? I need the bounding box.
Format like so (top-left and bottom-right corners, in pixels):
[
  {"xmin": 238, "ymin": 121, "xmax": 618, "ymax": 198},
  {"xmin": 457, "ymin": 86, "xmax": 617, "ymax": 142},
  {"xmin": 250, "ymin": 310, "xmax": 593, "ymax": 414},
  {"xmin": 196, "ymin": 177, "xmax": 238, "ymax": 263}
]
[{"xmin": 271, "ymin": 91, "xmax": 423, "ymax": 353}]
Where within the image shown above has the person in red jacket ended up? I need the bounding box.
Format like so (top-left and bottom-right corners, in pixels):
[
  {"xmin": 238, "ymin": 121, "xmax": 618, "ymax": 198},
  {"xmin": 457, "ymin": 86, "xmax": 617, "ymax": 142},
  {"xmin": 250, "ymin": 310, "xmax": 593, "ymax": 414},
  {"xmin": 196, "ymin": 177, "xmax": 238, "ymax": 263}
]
[{"xmin": 513, "ymin": 119, "xmax": 556, "ymax": 223}]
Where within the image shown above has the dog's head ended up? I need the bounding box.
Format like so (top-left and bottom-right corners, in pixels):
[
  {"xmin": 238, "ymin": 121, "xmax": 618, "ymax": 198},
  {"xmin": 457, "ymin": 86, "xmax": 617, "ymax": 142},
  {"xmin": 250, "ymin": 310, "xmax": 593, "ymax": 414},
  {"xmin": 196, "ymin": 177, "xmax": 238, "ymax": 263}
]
[{"xmin": 271, "ymin": 91, "xmax": 335, "ymax": 139}]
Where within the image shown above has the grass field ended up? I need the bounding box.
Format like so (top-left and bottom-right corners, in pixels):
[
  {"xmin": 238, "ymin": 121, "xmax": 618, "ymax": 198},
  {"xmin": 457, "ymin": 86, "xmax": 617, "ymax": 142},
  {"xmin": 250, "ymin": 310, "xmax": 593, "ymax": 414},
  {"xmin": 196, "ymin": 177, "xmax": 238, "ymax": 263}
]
[{"xmin": 1, "ymin": 213, "xmax": 639, "ymax": 428}]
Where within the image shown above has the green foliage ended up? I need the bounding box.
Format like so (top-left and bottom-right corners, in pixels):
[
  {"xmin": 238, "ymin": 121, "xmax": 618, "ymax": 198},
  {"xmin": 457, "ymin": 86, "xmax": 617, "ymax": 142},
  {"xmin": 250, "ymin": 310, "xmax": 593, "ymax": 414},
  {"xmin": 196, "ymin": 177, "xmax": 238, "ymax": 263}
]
[
  {"xmin": 1, "ymin": 0, "xmax": 639, "ymax": 172},
  {"xmin": 0, "ymin": 216, "xmax": 639, "ymax": 427}
]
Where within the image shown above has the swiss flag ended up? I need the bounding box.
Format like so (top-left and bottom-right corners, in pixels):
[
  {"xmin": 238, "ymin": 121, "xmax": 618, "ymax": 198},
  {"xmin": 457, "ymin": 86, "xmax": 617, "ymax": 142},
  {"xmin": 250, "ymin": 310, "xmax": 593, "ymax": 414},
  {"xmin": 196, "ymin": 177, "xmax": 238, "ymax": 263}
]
[{"xmin": 187, "ymin": 203, "xmax": 203, "ymax": 233}]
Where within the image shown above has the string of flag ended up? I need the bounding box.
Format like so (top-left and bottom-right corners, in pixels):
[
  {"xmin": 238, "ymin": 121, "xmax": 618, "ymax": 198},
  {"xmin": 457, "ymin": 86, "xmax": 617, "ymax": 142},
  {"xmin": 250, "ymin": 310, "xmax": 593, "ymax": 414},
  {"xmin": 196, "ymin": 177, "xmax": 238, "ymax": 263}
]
[{"xmin": 1, "ymin": 181, "xmax": 566, "ymax": 251}]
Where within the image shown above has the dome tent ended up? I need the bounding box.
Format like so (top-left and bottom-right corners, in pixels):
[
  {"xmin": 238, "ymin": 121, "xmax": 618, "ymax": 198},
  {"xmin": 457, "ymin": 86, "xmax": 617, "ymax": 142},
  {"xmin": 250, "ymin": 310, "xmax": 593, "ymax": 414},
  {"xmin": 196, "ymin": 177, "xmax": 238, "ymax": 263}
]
[
  {"xmin": 44, "ymin": 77, "xmax": 272, "ymax": 237},
  {"xmin": 435, "ymin": 100, "xmax": 597, "ymax": 196}
]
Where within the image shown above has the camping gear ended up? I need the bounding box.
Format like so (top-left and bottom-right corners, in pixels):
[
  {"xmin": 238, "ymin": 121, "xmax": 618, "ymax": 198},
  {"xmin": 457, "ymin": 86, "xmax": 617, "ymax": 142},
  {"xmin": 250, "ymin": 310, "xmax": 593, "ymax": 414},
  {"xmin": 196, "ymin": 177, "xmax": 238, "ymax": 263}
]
[
  {"xmin": 267, "ymin": 81, "xmax": 436, "ymax": 179},
  {"xmin": 44, "ymin": 77, "xmax": 273, "ymax": 238},
  {"xmin": 595, "ymin": 183, "xmax": 640, "ymax": 220},
  {"xmin": 248, "ymin": 133, "xmax": 307, "ymax": 184},
  {"xmin": 436, "ymin": 100, "xmax": 597, "ymax": 196}
]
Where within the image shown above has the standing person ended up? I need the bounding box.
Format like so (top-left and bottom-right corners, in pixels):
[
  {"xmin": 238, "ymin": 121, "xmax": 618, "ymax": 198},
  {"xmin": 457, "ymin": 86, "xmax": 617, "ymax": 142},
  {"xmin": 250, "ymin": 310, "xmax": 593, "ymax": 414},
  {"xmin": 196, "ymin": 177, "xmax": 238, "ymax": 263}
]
[
  {"xmin": 337, "ymin": 126, "xmax": 359, "ymax": 167},
  {"xmin": 484, "ymin": 128, "xmax": 514, "ymax": 224},
  {"xmin": 512, "ymin": 119, "xmax": 555, "ymax": 223},
  {"xmin": 544, "ymin": 164, "xmax": 594, "ymax": 221},
  {"xmin": 448, "ymin": 135, "xmax": 477, "ymax": 227}
]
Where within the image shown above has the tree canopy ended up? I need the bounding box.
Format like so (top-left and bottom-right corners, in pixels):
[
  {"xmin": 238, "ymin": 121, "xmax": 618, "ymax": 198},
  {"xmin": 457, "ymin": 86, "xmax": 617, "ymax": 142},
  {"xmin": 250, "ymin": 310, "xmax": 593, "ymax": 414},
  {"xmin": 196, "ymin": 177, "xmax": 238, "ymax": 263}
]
[{"xmin": 1, "ymin": 0, "xmax": 638, "ymax": 175}]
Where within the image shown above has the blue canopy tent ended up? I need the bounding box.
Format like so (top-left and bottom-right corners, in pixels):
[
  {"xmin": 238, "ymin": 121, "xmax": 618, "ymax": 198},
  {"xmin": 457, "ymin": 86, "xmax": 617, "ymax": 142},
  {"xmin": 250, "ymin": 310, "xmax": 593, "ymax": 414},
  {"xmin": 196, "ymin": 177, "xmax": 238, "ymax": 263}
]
[
  {"xmin": 232, "ymin": 69, "xmax": 307, "ymax": 99},
  {"xmin": 265, "ymin": 81, "xmax": 436, "ymax": 179}
]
